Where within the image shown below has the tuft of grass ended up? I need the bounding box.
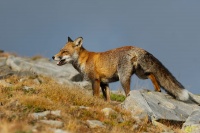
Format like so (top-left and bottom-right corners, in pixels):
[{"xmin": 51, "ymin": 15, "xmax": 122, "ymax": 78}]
[
  {"xmin": 110, "ymin": 93, "xmax": 126, "ymax": 102},
  {"xmin": 19, "ymin": 95, "xmax": 54, "ymax": 112}
]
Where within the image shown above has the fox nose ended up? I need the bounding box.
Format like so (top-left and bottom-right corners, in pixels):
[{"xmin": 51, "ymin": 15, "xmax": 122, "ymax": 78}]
[{"xmin": 52, "ymin": 56, "xmax": 55, "ymax": 60}]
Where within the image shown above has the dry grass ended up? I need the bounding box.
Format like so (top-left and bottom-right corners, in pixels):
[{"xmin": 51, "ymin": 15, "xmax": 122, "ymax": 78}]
[{"xmin": 0, "ymin": 75, "xmax": 183, "ymax": 133}]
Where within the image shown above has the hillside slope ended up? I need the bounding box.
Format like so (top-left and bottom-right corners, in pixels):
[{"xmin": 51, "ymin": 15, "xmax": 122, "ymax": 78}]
[{"xmin": 0, "ymin": 51, "xmax": 183, "ymax": 133}]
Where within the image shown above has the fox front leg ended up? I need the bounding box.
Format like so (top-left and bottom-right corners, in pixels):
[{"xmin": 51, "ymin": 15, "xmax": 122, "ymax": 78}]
[{"xmin": 92, "ymin": 79, "xmax": 100, "ymax": 97}]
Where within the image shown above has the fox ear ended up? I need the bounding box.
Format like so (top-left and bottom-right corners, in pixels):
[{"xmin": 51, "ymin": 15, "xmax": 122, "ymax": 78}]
[
  {"xmin": 74, "ymin": 37, "xmax": 83, "ymax": 47},
  {"xmin": 68, "ymin": 37, "xmax": 73, "ymax": 42}
]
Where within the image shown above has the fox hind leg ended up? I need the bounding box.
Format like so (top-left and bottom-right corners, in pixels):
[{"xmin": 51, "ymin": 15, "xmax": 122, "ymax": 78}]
[
  {"xmin": 100, "ymin": 83, "xmax": 111, "ymax": 102},
  {"xmin": 120, "ymin": 77, "xmax": 131, "ymax": 96},
  {"xmin": 148, "ymin": 73, "xmax": 161, "ymax": 92},
  {"xmin": 118, "ymin": 64, "xmax": 134, "ymax": 96}
]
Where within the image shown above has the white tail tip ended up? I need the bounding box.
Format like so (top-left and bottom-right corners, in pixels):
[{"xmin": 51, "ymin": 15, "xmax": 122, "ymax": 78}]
[{"xmin": 178, "ymin": 89, "xmax": 189, "ymax": 101}]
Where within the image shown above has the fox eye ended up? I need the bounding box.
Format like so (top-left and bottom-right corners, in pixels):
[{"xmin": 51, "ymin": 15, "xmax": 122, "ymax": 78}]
[
  {"xmin": 64, "ymin": 50, "xmax": 69, "ymax": 53},
  {"xmin": 61, "ymin": 50, "xmax": 69, "ymax": 53}
]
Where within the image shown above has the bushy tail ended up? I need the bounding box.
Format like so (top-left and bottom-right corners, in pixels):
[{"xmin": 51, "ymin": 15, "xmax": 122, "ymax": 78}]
[
  {"xmin": 137, "ymin": 51, "xmax": 200, "ymax": 104},
  {"xmin": 140, "ymin": 52, "xmax": 190, "ymax": 101},
  {"xmin": 146, "ymin": 53, "xmax": 200, "ymax": 104}
]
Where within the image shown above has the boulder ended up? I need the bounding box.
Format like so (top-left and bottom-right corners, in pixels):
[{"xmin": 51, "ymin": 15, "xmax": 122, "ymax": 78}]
[
  {"xmin": 39, "ymin": 120, "xmax": 63, "ymax": 128},
  {"xmin": 6, "ymin": 56, "xmax": 79, "ymax": 80},
  {"xmin": 121, "ymin": 89, "xmax": 200, "ymax": 122},
  {"xmin": 23, "ymin": 86, "xmax": 34, "ymax": 91},
  {"xmin": 5, "ymin": 56, "xmax": 91, "ymax": 89},
  {"xmin": 86, "ymin": 120, "xmax": 106, "ymax": 128},
  {"xmin": 30, "ymin": 110, "xmax": 61, "ymax": 120},
  {"xmin": 51, "ymin": 128, "xmax": 70, "ymax": 133},
  {"xmin": 30, "ymin": 111, "xmax": 51, "ymax": 120},
  {"xmin": 101, "ymin": 108, "xmax": 117, "ymax": 117},
  {"xmin": 0, "ymin": 57, "xmax": 6, "ymax": 67},
  {"xmin": 0, "ymin": 80, "xmax": 13, "ymax": 87},
  {"xmin": 182, "ymin": 110, "xmax": 200, "ymax": 133}
]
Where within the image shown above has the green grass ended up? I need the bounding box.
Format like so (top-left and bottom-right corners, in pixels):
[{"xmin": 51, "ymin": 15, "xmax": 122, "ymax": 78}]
[{"xmin": 110, "ymin": 93, "xmax": 126, "ymax": 102}]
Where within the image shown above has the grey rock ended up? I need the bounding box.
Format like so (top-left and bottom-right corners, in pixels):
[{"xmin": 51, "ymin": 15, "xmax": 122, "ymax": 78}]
[
  {"xmin": 23, "ymin": 86, "xmax": 33, "ymax": 91},
  {"xmin": 30, "ymin": 110, "xmax": 61, "ymax": 120},
  {"xmin": 6, "ymin": 56, "xmax": 78, "ymax": 79},
  {"xmin": 182, "ymin": 110, "xmax": 200, "ymax": 133},
  {"xmin": 33, "ymin": 78, "xmax": 41, "ymax": 85},
  {"xmin": 101, "ymin": 108, "xmax": 117, "ymax": 117},
  {"xmin": 0, "ymin": 57, "xmax": 6, "ymax": 67},
  {"xmin": 183, "ymin": 110, "xmax": 200, "ymax": 125},
  {"xmin": 188, "ymin": 92, "xmax": 200, "ymax": 105},
  {"xmin": 6, "ymin": 56, "xmax": 91, "ymax": 89},
  {"xmin": 19, "ymin": 78, "xmax": 26, "ymax": 82},
  {"xmin": 0, "ymin": 80, "xmax": 12, "ymax": 87},
  {"xmin": 39, "ymin": 120, "xmax": 63, "ymax": 128},
  {"xmin": 0, "ymin": 64, "xmax": 14, "ymax": 79},
  {"xmin": 121, "ymin": 90, "xmax": 151, "ymax": 122},
  {"xmin": 30, "ymin": 111, "xmax": 50, "ymax": 119},
  {"xmin": 182, "ymin": 125, "xmax": 200, "ymax": 133},
  {"xmin": 50, "ymin": 110, "xmax": 61, "ymax": 117},
  {"xmin": 86, "ymin": 120, "xmax": 106, "ymax": 128},
  {"xmin": 78, "ymin": 106, "xmax": 90, "ymax": 110},
  {"xmin": 132, "ymin": 124, "xmax": 139, "ymax": 130},
  {"xmin": 51, "ymin": 128, "xmax": 70, "ymax": 133},
  {"xmin": 20, "ymin": 78, "xmax": 40, "ymax": 85},
  {"xmin": 101, "ymin": 108, "xmax": 124, "ymax": 123},
  {"xmin": 121, "ymin": 89, "xmax": 200, "ymax": 122}
]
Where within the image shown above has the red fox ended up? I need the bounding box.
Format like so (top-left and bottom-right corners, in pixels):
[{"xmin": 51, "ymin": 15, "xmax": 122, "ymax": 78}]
[{"xmin": 53, "ymin": 37, "xmax": 200, "ymax": 103}]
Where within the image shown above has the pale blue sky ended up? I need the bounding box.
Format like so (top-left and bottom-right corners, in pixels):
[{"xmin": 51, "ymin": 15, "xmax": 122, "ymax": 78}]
[{"xmin": 0, "ymin": 0, "xmax": 200, "ymax": 93}]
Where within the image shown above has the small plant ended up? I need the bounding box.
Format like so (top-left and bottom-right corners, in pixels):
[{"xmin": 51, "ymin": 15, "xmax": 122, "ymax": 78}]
[{"xmin": 110, "ymin": 93, "xmax": 126, "ymax": 102}]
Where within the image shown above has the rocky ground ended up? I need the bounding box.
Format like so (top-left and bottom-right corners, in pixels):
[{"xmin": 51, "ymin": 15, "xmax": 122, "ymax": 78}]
[{"xmin": 0, "ymin": 50, "xmax": 200, "ymax": 133}]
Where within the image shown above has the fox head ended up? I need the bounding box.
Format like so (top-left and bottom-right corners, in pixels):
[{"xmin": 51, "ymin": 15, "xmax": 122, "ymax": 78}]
[{"xmin": 52, "ymin": 37, "xmax": 83, "ymax": 66}]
